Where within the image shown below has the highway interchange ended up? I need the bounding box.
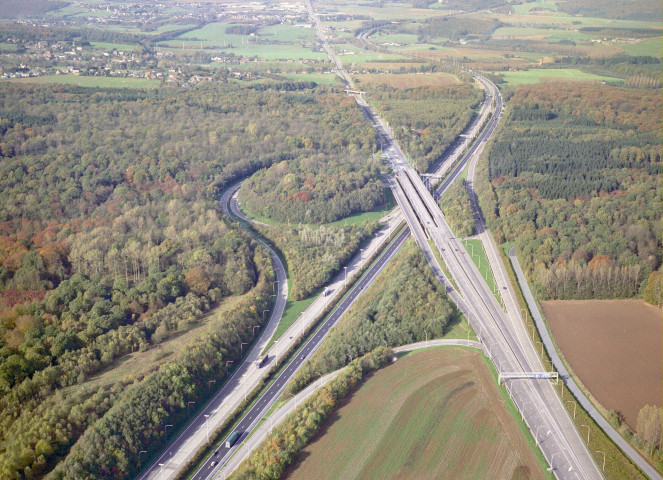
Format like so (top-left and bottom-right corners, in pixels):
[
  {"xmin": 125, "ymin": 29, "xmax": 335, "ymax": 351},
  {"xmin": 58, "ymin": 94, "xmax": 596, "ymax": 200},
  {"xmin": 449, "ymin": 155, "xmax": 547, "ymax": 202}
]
[{"xmin": 138, "ymin": 2, "xmax": 645, "ymax": 479}]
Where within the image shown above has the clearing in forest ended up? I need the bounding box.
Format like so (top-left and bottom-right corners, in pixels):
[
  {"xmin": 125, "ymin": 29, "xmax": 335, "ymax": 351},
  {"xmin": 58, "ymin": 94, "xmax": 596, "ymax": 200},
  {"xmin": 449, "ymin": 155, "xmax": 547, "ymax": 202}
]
[
  {"xmin": 542, "ymin": 299, "xmax": 662, "ymax": 429},
  {"xmin": 284, "ymin": 348, "xmax": 546, "ymax": 480}
]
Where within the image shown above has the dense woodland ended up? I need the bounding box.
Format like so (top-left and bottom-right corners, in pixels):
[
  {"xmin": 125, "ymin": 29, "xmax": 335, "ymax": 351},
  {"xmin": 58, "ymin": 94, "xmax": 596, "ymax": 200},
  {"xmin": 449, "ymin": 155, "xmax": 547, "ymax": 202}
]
[
  {"xmin": 255, "ymin": 223, "xmax": 377, "ymax": 301},
  {"xmin": 287, "ymin": 239, "xmax": 460, "ymax": 395},
  {"xmin": 364, "ymin": 83, "xmax": 482, "ymax": 173},
  {"xmin": 238, "ymin": 153, "xmax": 385, "ymax": 224},
  {"xmin": 438, "ymin": 178, "xmax": 476, "ymax": 238},
  {"xmin": 0, "ymin": 81, "xmax": 381, "ymax": 479},
  {"xmin": 477, "ymin": 83, "xmax": 662, "ymax": 300}
]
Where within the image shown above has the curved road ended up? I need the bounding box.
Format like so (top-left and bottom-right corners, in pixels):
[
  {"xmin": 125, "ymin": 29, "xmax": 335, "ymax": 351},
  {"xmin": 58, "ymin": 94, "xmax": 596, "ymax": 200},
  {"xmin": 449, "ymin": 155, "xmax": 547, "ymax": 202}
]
[
  {"xmin": 136, "ymin": 186, "xmax": 288, "ymax": 480},
  {"xmin": 217, "ymin": 339, "xmax": 485, "ymax": 478},
  {"xmin": 510, "ymin": 249, "xmax": 661, "ymax": 480},
  {"xmin": 193, "ymin": 227, "xmax": 411, "ymax": 480}
]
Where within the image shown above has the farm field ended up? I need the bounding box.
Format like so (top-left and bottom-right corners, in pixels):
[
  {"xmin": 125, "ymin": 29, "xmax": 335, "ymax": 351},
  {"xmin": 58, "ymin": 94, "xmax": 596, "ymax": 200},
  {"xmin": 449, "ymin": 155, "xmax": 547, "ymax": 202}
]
[
  {"xmin": 541, "ymin": 299, "xmax": 662, "ymax": 429},
  {"xmin": 283, "ymin": 348, "xmax": 547, "ymax": 480},
  {"xmin": 498, "ymin": 68, "xmax": 622, "ymax": 85},
  {"xmin": 7, "ymin": 74, "xmax": 161, "ymax": 88},
  {"xmin": 621, "ymin": 36, "xmax": 663, "ymax": 57},
  {"xmin": 353, "ymin": 72, "xmax": 460, "ymax": 89}
]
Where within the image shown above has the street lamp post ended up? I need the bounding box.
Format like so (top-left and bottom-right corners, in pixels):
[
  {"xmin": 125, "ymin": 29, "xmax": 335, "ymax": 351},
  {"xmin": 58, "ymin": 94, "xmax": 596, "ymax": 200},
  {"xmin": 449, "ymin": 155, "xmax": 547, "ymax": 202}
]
[
  {"xmin": 240, "ymin": 342, "xmax": 247, "ymax": 356},
  {"xmin": 536, "ymin": 426, "xmax": 549, "ymax": 447},
  {"xmin": 550, "ymin": 452, "xmax": 559, "ymax": 471},
  {"xmin": 164, "ymin": 424, "xmax": 173, "ymax": 436},
  {"xmin": 263, "ymin": 309, "xmax": 269, "ymax": 321},
  {"xmin": 187, "ymin": 401, "xmax": 195, "ymax": 416},
  {"xmin": 581, "ymin": 424, "xmax": 590, "ymax": 445},
  {"xmin": 138, "ymin": 450, "xmax": 147, "ymax": 463},
  {"xmin": 208, "ymin": 379, "xmax": 216, "ymax": 389},
  {"xmin": 522, "ymin": 401, "xmax": 532, "ymax": 421},
  {"xmin": 596, "ymin": 450, "xmax": 606, "ymax": 472},
  {"xmin": 273, "ymin": 280, "xmax": 279, "ymax": 293},
  {"xmin": 565, "ymin": 400, "xmax": 576, "ymax": 419},
  {"xmin": 204, "ymin": 414, "xmax": 210, "ymax": 443},
  {"xmin": 226, "ymin": 360, "xmax": 233, "ymax": 377},
  {"xmin": 252, "ymin": 325, "xmax": 260, "ymax": 336}
]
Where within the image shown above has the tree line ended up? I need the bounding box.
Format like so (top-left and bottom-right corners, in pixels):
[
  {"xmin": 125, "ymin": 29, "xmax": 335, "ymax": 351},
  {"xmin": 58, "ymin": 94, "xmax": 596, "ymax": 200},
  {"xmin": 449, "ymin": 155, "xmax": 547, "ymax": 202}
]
[
  {"xmin": 286, "ymin": 239, "xmax": 460, "ymax": 395},
  {"xmin": 477, "ymin": 82, "xmax": 661, "ymax": 300},
  {"xmin": 364, "ymin": 83, "xmax": 482, "ymax": 174},
  {"xmin": 0, "ymin": 80, "xmax": 384, "ymax": 478}
]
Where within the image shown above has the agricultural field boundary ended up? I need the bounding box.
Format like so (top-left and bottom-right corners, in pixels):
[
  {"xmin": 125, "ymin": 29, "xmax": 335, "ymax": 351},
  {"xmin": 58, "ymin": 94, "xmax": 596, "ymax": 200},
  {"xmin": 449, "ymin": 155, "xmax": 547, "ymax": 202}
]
[
  {"xmin": 216, "ymin": 339, "xmax": 485, "ymax": 478},
  {"xmin": 508, "ymin": 248, "xmax": 661, "ymax": 480}
]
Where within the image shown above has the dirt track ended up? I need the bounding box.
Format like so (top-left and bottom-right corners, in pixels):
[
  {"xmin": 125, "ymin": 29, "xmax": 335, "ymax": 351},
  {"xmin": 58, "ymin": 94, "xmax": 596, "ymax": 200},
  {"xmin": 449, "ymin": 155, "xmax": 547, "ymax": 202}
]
[{"xmin": 541, "ymin": 299, "xmax": 662, "ymax": 429}]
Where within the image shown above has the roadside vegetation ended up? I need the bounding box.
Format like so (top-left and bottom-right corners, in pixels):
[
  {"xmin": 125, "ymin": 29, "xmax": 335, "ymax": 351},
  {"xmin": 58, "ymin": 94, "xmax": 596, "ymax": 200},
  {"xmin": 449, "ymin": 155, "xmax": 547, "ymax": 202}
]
[
  {"xmin": 0, "ymin": 80, "xmax": 387, "ymax": 479},
  {"xmin": 477, "ymin": 83, "xmax": 661, "ymax": 301},
  {"xmin": 286, "ymin": 239, "xmax": 462, "ymax": 395},
  {"xmin": 364, "ymin": 83, "xmax": 482, "ymax": 173},
  {"xmin": 438, "ymin": 178, "xmax": 475, "ymax": 237},
  {"xmin": 255, "ymin": 223, "xmax": 377, "ymax": 302}
]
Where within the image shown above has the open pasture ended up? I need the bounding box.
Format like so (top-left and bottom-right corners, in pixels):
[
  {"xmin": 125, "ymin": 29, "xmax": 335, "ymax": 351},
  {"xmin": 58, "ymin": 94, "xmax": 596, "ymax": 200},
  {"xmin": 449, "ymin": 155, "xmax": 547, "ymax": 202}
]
[
  {"xmin": 8, "ymin": 74, "xmax": 161, "ymax": 89},
  {"xmin": 353, "ymin": 71, "xmax": 460, "ymax": 89},
  {"xmin": 284, "ymin": 348, "xmax": 547, "ymax": 480},
  {"xmin": 498, "ymin": 68, "xmax": 622, "ymax": 85},
  {"xmin": 541, "ymin": 299, "xmax": 662, "ymax": 429}
]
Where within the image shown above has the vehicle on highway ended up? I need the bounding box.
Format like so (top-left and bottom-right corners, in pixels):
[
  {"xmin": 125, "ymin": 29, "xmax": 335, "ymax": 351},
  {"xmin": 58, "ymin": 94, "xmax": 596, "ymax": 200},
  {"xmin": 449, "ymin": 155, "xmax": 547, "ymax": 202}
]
[
  {"xmin": 255, "ymin": 354, "xmax": 269, "ymax": 368},
  {"xmin": 210, "ymin": 462, "xmax": 216, "ymax": 467},
  {"xmin": 225, "ymin": 431, "xmax": 240, "ymax": 448}
]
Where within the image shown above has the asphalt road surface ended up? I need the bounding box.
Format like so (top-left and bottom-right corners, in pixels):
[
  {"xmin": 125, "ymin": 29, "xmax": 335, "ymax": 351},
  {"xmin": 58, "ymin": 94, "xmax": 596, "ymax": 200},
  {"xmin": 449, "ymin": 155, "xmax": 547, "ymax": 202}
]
[{"xmin": 192, "ymin": 228, "xmax": 410, "ymax": 480}]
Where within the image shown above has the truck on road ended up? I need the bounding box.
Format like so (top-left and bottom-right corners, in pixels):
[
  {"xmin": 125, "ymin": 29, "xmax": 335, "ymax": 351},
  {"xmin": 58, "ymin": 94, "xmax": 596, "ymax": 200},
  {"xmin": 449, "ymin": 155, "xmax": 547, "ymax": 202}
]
[
  {"xmin": 225, "ymin": 431, "xmax": 240, "ymax": 448},
  {"xmin": 255, "ymin": 354, "xmax": 268, "ymax": 368}
]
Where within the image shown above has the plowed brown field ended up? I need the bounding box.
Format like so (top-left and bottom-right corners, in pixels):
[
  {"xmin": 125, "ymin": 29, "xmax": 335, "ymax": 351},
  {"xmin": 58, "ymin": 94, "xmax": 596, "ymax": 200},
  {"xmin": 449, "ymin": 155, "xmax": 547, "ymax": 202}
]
[
  {"xmin": 283, "ymin": 348, "xmax": 546, "ymax": 480},
  {"xmin": 541, "ymin": 299, "xmax": 662, "ymax": 429}
]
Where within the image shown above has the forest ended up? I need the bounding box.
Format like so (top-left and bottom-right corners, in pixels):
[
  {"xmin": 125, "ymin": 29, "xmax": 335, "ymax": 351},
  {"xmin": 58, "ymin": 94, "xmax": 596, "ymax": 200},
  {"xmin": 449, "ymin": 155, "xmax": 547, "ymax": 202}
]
[
  {"xmin": 363, "ymin": 83, "xmax": 482, "ymax": 173},
  {"xmin": 477, "ymin": 83, "xmax": 662, "ymax": 300},
  {"xmin": 286, "ymin": 239, "xmax": 460, "ymax": 395},
  {"xmin": 0, "ymin": 81, "xmax": 381, "ymax": 479},
  {"xmin": 438, "ymin": 178, "xmax": 476, "ymax": 238},
  {"xmin": 255, "ymin": 223, "xmax": 377, "ymax": 301},
  {"xmin": 238, "ymin": 153, "xmax": 385, "ymax": 224}
]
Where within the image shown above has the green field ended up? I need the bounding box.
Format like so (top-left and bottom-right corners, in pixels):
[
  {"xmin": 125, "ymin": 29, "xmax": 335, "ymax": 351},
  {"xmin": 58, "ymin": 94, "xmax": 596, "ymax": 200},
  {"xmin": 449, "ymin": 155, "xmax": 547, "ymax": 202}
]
[
  {"xmin": 259, "ymin": 24, "xmax": 317, "ymax": 43},
  {"xmin": 90, "ymin": 42, "xmax": 137, "ymax": 51},
  {"xmin": 621, "ymin": 36, "xmax": 663, "ymax": 57},
  {"xmin": 284, "ymin": 348, "xmax": 549, "ymax": 480},
  {"xmin": 332, "ymin": 43, "xmax": 403, "ymax": 63},
  {"xmin": 492, "ymin": 26, "xmax": 594, "ymax": 42},
  {"xmin": 512, "ymin": 0, "xmax": 560, "ymax": 14},
  {"xmin": 273, "ymin": 72, "xmax": 340, "ymax": 85},
  {"xmin": 463, "ymin": 239, "xmax": 504, "ymax": 307},
  {"xmin": 7, "ymin": 75, "xmax": 161, "ymax": 88},
  {"xmin": 498, "ymin": 68, "xmax": 622, "ymax": 85}
]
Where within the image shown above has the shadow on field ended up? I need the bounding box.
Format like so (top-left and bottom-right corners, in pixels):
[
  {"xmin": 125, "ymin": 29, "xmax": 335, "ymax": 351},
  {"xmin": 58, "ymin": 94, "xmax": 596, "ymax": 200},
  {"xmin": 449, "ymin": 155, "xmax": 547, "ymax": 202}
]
[{"xmin": 280, "ymin": 371, "xmax": 377, "ymax": 478}]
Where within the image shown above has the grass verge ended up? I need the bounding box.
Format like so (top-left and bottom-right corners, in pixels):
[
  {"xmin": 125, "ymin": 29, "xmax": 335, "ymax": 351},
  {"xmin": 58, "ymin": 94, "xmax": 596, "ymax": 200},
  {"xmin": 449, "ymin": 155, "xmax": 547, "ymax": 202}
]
[{"xmin": 498, "ymin": 244, "xmax": 649, "ymax": 480}]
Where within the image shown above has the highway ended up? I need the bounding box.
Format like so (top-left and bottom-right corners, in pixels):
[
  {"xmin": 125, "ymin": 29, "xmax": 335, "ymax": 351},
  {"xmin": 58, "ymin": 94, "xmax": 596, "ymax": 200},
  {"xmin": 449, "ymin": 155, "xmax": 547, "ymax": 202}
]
[
  {"xmin": 136, "ymin": 187, "xmax": 289, "ymax": 480},
  {"xmin": 312, "ymin": 3, "xmax": 603, "ymax": 476},
  {"xmin": 193, "ymin": 226, "xmax": 411, "ymax": 480}
]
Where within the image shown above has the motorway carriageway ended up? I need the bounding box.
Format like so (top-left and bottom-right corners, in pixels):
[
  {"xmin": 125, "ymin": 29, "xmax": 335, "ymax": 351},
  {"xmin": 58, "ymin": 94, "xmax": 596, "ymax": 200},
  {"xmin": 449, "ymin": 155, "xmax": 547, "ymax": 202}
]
[{"xmin": 191, "ymin": 227, "xmax": 410, "ymax": 480}]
